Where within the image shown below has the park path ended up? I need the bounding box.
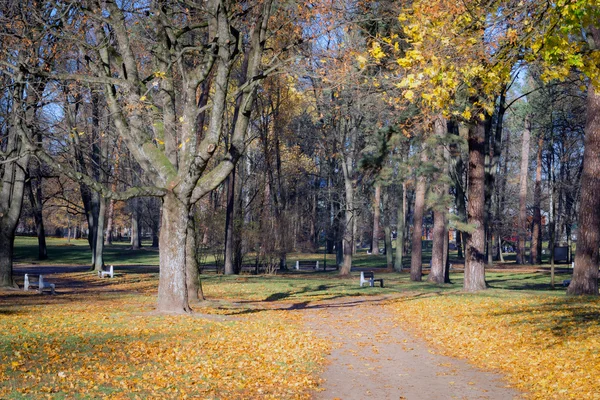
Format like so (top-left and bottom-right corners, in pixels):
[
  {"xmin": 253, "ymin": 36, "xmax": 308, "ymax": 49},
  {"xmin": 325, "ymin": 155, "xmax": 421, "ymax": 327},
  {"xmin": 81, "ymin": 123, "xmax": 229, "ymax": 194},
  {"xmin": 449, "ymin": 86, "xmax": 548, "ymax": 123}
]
[{"xmin": 301, "ymin": 295, "xmax": 524, "ymax": 400}]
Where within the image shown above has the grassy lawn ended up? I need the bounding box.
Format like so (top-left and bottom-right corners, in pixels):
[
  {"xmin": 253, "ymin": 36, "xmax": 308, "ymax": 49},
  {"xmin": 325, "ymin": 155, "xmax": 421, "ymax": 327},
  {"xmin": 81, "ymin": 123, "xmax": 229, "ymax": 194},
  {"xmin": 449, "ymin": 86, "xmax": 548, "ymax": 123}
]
[
  {"xmin": 14, "ymin": 236, "xmax": 160, "ymax": 266},
  {"xmin": 4, "ymin": 238, "xmax": 598, "ymax": 398}
]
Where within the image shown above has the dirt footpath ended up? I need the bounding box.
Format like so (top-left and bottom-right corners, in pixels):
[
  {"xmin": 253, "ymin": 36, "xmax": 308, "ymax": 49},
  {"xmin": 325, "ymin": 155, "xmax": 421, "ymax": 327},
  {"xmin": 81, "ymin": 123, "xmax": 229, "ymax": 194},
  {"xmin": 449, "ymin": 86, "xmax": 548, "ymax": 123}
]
[{"xmin": 302, "ymin": 296, "xmax": 524, "ymax": 400}]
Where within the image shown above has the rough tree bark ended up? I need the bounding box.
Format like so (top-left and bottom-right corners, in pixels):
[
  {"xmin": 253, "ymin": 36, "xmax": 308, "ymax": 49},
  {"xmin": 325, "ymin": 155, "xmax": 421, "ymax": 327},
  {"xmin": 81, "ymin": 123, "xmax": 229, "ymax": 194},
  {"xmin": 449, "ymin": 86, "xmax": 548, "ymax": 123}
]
[
  {"xmin": 0, "ymin": 148, "xmax": 29, "ymax": 288},
  {"xmin": 568, "ymin": 83, "xmax": 600, "ymax": 296},
  {"xmin": 340, "ymin": 161, "xmax": 355, "ymax": 275},
  {"xmin": 464, "ymin": 118, "xmax": 487, "ymax": 292},
  {"xmin": 429, "ymin": 116, "xmax": 449, "ymax": 284},
  {"xmin": 223, "ymin": 170, "xmax": 236, "ymax": 275}
]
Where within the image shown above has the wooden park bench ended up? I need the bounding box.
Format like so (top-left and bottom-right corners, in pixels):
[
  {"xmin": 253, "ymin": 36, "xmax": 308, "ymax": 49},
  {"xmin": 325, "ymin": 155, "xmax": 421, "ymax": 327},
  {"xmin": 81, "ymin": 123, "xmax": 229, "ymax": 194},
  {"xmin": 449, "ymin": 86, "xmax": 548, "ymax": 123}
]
[
  {"xmin": 24, "ymin": 274, "xmax": 55, "ymax": 294},
  {"xmin": 295, "ymin": 260, "xmax": 319, "ymax": 271},
  {"xmin": 240, "ymin": 264, "xmax": 266, "ymax": 274},
  {"xmin": 360, "ymin": 271, "xmax": 384, "ymax": 288},
  {"xmin": 98, "ymin": 265, "xmax": 114, "ymax": 278}
]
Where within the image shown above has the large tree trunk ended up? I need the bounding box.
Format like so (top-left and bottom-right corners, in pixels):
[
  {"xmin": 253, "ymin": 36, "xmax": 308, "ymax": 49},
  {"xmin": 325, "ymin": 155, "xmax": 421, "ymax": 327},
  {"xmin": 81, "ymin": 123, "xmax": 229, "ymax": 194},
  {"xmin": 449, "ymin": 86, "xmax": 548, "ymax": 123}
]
[
  {"xmin": 410, "ymin": 151, "xmax": 427, "ymax": 282},
  {"xmin": 394, "ymin": 182, "xmax": 406, "ymax": 272},
  {"xmin": 429, "ymin": 116, "xmax": 449, "ymax": 284},
  {"xmin": 92, "ymin": 196, "xmax": 106, "ymax": 271},
  {"xmin": 568, "ymin": 84, "xmax": 600, "ymax": 295},
  {"xmin": 429, "ymin": 207, "xmax": 447, "ymax": 284},
  {"xmin": 130, "ymin": 199, "xmax": 141, "ymax": 250},
  {"xmin": 464, "ymin": 119, "xmax": 487, "ymax": 292},
  {"xmin": 340, "ymin": 175, "xmax": 354, "ymax": 275},
  {"xmin": 158, "ymin": 192, "xmax": 191, "ymax": 313},
  {"xmin": 530, "ymin": 136, "xmax": 543, "ymax": 264},
  {"xmin": 372, "ymin": 184, "xmax": 381, "ymax": 255},
  {"xmin": 516, "ymin": 117, "xmax": 531, "ymax": 264},
  {"xmin": 0, "ymin": 139, "xmax": 29, "ymax": 288}
]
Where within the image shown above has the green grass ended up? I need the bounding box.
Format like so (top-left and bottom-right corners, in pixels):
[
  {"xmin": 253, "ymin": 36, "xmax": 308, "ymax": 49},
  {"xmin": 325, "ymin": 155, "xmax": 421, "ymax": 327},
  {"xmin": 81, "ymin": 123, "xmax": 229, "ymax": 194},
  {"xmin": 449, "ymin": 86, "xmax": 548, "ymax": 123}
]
[{"xmin": 14, "ymin": 236, "xmax": 160, "ymax": 266}]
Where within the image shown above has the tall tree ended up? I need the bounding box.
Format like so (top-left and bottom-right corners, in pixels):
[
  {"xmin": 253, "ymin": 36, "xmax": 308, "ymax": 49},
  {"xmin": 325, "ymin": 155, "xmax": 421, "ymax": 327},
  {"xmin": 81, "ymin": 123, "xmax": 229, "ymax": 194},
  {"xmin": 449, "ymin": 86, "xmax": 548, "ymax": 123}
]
[
  {"xmin": 516, "ymin": 117, "xmax": 531, "ymax": 265},
  {"xmin": 3, "ymin": 0, "xmax": 305, "ymax": 311},
  {"xmin": 428, "ymin": 115, "xmax": 450, "ymax": 284},
  {"xmin": 410, "ymin": 147, "xmax": 427, "ymax": 282}
]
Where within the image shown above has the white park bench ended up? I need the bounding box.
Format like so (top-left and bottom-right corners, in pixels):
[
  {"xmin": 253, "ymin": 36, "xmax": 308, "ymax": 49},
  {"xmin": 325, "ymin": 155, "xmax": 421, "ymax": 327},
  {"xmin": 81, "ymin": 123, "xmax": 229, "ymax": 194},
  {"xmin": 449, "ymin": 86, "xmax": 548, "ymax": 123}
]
[
  {"xmin": 295, "ymin": 260, "xmax": 319, "ymax": 271},
  {"xmin": 98, "ymin": 265, "xmax": 114, "ymax": 278},
  {"xmin": 360, "ymin": 271, "xmax": 384, "ymax": 287},
  {"xmin": 24, "ymin": 274, "xmax": 55, "ymax": 294}
]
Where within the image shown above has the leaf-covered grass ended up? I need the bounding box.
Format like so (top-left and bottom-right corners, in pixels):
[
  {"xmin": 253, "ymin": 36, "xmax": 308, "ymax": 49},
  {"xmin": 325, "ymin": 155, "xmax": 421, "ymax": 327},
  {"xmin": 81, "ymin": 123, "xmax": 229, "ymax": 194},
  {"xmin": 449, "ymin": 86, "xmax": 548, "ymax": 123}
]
[
  {"xmin": 3, "ymin": 251, "xmax": 595, "ymax": 399},
  {"xmin": 0, "ymin": 271, "xmax": 327, "ymax": 399},
  {"xmin": 386, "ymin": 280, "xmax": 600, "ymax": 399}
]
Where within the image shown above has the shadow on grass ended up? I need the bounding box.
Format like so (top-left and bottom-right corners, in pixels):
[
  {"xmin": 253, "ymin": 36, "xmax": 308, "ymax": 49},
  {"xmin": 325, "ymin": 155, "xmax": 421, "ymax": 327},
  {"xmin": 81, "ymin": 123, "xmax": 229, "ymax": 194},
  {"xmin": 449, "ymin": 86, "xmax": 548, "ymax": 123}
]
[
  {"xmin": 488, "ymin": 297, "xmax": 600, "ymax": 339},
  {"xmin": 486, "ymin": 272, "xmax": 573, "ymax": 291}
]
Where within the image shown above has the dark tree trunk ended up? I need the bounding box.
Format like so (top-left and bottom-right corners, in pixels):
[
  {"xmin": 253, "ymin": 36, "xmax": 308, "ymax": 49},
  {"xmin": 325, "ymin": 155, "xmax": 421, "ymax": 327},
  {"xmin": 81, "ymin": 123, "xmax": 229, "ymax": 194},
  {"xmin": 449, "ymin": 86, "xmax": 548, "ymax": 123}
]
[
  {"xmin": 186, "ymin": 212, "xmax": 204, "ymax": 303},
  {"xmin": 456, "ymin": 230, "xmax": 464, "ymax": 259},
  {"xmin": 549, "ymin": 132, "xmax": 556, "ymax": 287},
  {"xmin": 568, "ymin": 84, "xmax": 600, "ymax": 295},
  {"xmin": 429, "ymin": 208, "xmax": 447, "ymax": 284},
  {"xmin": 384, "ymin": 226, "xmax": 393, "ymax": 271},
  {"xmin": 531, "ymin": 136, "xmax": 543, "ymax": 264},
  {"xmin": 93, "ymin": 196, "xmax": 106, "ymax": 271},
  {"xmin": 26, "ymin": 169, "xmax": 47, "ymax": 260},
  {"xmin": 464, "ymin": 119, "xmax": 487, "ymax": 292},
  {"xmin": 340, "ymin": 175, "xmax": 354, "ymax": 275},
  {"xmin": 410, "ymin": 151, "xmax": 427, "ymax": 282},
  {"xmin": 490, "ymin": 89, "xmax": 507, "ymax": 263},
  {"xmin": 0, "ymin": 140, "xmax": 29, "ymax": 288},
  {"xmin": 131, "ymin": 198, "xmax": 141, "ymax": 250},
  {"xmin": 452, "ymin": 152, "xmax": 466, "ymax": 260},
  {"xmin": 516, "ymin": 117, "xmax": 531, "ymax": 264},
  {"xmin": 372, "ymin": 184, "xmax": 381, "ymax": 255},
  {"xmin": 223, "ymin": 169, "xmax": 236, "ymax": 275},
  {"xmin": 394, "ymin": 182, "xmax": 406, "ymax": 271},
  {"xmin": 0, "ymin": 228, "xmax": 18, "ymax": 288}
]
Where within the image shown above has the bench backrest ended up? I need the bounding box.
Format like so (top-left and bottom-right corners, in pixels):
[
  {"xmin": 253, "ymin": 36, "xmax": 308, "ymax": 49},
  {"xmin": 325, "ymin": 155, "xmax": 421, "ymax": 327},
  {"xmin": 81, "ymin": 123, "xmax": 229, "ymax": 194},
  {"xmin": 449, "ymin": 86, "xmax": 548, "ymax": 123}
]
[
  {"xmin": 298, "ymin": 261, "xmax": 318, "ymax": 266},
  {"xmin": 363, "ymin": 271, "xmax": 374, "ymax": 279}
]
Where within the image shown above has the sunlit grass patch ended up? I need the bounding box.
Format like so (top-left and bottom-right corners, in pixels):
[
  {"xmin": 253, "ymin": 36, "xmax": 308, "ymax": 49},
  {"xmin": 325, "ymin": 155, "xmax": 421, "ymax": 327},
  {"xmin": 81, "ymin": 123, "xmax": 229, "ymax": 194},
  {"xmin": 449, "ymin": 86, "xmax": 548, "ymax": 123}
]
[
  {"xmin": 0, "ymin": 277, "xmax": 327, "ymax": 399},
  {"xmin": 387, "ymin": 291, "xmax": 600, "ymax": 399}
]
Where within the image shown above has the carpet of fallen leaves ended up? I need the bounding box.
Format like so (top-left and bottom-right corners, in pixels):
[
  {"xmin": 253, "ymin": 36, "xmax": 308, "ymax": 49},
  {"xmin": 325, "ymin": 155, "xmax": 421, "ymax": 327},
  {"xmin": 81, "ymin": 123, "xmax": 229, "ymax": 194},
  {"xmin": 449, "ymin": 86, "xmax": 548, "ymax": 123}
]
[
  {"xmin": 387, "ymin": 293, "xmax": 600, "ymax": 399},
  {"xmin": 0, "ymin": 272, "xmax": 328, "ymax": 399}
]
